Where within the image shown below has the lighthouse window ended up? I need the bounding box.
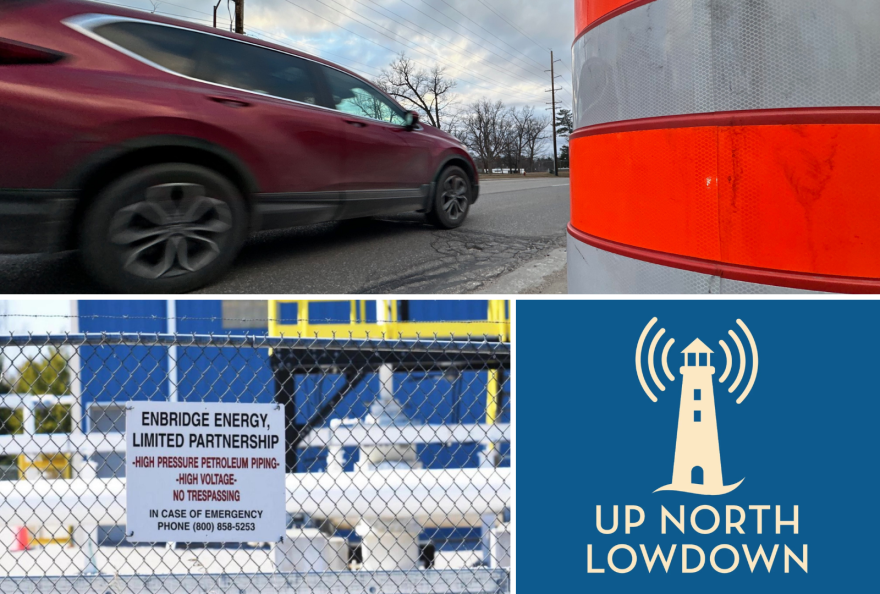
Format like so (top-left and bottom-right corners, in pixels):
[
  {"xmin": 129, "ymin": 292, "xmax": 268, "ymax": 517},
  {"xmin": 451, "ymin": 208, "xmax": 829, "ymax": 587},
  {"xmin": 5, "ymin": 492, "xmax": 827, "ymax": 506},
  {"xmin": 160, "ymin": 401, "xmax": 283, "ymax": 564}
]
[
  {"xmin": 687, "ymin": 353, "xmax": 696, "ymax": 366},
  {"xmin": 699, "ymin": 353, "xmax": 707, "ymax": 366},
  {"xmin": 694, "ymin": 389, "xmax": 701, "ymax": 400},
  {"xmin": 694, "ymin": 410, "xmax": 701, "ymax": 422}
]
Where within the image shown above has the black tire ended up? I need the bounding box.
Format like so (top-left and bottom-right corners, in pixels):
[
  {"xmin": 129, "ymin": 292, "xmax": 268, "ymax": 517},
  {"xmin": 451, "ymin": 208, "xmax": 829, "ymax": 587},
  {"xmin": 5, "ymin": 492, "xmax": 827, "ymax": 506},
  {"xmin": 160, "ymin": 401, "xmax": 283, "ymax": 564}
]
[
  {"xmin": 79, "ymin": 163, "xmax": 248, "ymax": 293},
  {"xmin": 427, "ymin": 166, "xmax": 472, "ymax": 229}
]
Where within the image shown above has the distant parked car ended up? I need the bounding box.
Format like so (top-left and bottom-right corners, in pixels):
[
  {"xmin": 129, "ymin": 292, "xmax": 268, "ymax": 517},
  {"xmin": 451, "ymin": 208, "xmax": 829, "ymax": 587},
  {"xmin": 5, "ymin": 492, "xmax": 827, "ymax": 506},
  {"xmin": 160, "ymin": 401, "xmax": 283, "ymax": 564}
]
[{"xmin": 0, "ymin": 0, "xmax": 478, "ymax": 292}]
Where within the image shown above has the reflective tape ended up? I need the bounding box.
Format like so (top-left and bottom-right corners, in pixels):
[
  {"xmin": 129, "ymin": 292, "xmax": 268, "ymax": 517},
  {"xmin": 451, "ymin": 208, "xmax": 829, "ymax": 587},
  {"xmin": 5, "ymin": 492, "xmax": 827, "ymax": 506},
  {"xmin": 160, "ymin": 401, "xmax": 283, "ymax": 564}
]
[
  {"xmin": 573, "ymin": 0, "xmax": 880, "ymax": 129},
  {"xmin": 574, "ymin": 0, "xmax": 654, "ymax": 35},
  {"xmin": 570, "ymin": 0, "xmax": 880, "ymax": 291},
  {"xmin": 566, "ymin": 231, "xmax": 817, "ymax": 294},
  {"xmin": 570, "ymin": 121, "xmax": 880, "ymax": 283}
]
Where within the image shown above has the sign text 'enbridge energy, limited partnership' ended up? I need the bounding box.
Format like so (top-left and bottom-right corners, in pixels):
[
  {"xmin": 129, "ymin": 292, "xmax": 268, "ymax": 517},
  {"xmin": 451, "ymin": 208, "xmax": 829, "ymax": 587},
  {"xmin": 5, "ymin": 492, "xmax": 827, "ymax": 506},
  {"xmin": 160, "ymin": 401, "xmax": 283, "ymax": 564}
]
[{"xmin": 126, "ymin": 402, "xmax": 285, "ymax": 543}]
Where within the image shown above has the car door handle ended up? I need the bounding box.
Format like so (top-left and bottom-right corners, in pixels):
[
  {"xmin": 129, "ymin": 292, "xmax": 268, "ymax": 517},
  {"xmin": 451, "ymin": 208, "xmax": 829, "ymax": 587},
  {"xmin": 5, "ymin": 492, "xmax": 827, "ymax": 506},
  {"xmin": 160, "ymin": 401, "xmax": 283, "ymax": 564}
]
[
  {"xmin": 344, "ymin": 119, "xmax": 368, "ymax": 128},
  {"xmin": 208, "ymin": 96, "xmax": 251, "ymax": 108}
]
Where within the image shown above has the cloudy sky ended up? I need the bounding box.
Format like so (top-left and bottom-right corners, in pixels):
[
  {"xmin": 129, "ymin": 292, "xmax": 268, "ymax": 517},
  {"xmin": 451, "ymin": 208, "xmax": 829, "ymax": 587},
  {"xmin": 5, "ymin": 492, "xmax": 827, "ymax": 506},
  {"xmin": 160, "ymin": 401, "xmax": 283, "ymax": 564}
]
[
  {"xmin": 0, "ymin": 300, "xmax": 73, "ymax": 334},
  {"xmin": 94, "ymin": 0, "xmax": 575, "ymax": 112}
]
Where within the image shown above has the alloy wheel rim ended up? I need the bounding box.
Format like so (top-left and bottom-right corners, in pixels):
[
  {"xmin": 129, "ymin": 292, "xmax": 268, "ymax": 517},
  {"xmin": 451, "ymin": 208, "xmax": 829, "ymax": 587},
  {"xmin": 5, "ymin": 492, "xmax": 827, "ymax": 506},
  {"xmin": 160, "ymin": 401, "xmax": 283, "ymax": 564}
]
[
  {"xmin": 109, "ymin": 183, "xmax": 233, "ymax": 279},
  {"xmin": 441, "ymin": 175, "xmax": 469, "ymax": 220}
]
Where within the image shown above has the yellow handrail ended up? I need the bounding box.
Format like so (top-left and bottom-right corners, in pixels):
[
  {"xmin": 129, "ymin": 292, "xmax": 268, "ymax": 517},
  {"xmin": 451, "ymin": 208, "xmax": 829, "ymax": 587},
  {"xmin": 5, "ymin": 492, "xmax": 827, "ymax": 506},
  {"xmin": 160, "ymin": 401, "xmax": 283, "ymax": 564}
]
[
  {"xmin": 267, "ymin": 300, "xmax": 510, "ymax": 458},
  {"xmin": 268, "ymin": 300, "xmax": 509, "ymax": 341}
]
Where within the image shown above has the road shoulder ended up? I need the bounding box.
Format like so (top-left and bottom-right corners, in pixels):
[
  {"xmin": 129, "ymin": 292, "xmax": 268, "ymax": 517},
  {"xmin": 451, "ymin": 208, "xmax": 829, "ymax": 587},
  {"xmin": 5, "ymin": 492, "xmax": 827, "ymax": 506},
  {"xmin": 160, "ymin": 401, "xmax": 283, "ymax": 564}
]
[{"xmin": 476, "ymin": 248, "xmax": 567, "ymax": 294}]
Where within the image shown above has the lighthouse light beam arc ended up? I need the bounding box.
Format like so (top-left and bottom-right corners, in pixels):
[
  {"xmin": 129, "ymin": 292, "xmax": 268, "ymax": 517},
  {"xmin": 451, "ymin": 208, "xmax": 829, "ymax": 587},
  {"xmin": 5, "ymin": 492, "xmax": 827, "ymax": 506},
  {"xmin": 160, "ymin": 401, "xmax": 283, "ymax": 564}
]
[{"xmin": 636, "ymin": 318, "xmax": 759, "ymax": 496}]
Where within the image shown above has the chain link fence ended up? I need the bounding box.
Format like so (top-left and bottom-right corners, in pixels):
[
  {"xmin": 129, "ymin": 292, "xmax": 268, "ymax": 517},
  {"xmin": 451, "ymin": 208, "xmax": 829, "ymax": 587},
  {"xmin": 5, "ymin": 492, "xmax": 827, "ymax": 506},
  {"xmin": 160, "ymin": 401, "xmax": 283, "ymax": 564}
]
[{"xmin": 0, "ymin": 330, "xmax": 511, "ymax": 593}]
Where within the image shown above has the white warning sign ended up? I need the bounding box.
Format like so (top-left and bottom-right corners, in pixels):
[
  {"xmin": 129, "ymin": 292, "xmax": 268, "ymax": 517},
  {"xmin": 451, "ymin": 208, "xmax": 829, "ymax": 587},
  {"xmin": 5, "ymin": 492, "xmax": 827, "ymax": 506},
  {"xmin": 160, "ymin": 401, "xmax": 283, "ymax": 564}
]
[{"xmin": 125, "ymin": 401, "xmax": 285, "ymax": 543}]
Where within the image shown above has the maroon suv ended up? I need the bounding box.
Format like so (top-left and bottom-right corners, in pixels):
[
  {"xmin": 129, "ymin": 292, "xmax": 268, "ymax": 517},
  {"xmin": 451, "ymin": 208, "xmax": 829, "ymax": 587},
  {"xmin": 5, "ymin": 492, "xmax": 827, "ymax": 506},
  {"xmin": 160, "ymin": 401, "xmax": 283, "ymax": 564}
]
[{"xmin": 0, "ymin": 0, "xmax": 478, "ymax": 292}]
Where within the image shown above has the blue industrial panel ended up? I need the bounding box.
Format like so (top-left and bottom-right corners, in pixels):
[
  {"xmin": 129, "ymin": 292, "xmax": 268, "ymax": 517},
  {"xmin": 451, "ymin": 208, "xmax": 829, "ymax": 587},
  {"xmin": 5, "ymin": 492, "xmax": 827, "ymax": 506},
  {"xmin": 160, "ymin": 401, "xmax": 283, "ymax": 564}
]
[
  {"xmin": 78, "ymin": 301, "xmax": 169, "ymax": 430},
  {"xmin": 405, "ymin": 300, "xmax": 489, "ymax": 322},
  {"xmin": 496, "ymin": 441, "xmax": 511, "ymax": 468},
  {"xmin": 398, "ymin": 371, "xmax": 486, "ymax": 424},
  {"xmin": 418, "ymin": 443, "xmax": 482, "ymax": 469},
  {"xmin": 174, "ymin": 301, "xmax": 274, "ymax": 404},
  {"xmin": 309, "ymin": 302, "xmax": 350, "ymax": 324},
  {"xmin": 175, "ymin": 345, "xmax": 275, "ymax": 404},
  {"xmin": 398, "ymin": 370, "xmax": 486, "ymax": 469},
  {"xmin": 278, "ymin": 302, "xmax": 298, "ymax": 326},
  {"xmin": 297, "ymin": 447, "xmax": 327, "ymax": 473},
  {"xmin": 78, "ymin": 300, "xmax": 168, "ymax": 333}
]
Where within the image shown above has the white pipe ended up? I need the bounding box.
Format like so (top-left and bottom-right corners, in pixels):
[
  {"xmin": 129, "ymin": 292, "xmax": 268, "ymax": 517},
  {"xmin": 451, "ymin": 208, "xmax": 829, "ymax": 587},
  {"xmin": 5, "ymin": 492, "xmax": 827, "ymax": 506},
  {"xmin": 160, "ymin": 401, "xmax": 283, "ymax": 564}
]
[
  {"xmin": 356, "ymin": 519, "xmax": 421, "ymax": 570},
  {"xmin": 0, "ymin": 431, "xmax": 124, "ymax": 456},
  {"xmin": 301, "ymin": 423, "xmax": 510, "ymax": 449},
  {"xmin": 167, "ymin": 300, "xmax": 178, "ymax": 403},
  {"xmin": 0, "ymin": 468, "xmax": 509, "ymax": 530},
  {"xmin": 69, "ymin": 300, "xmax": 83, "ymax": 435}
]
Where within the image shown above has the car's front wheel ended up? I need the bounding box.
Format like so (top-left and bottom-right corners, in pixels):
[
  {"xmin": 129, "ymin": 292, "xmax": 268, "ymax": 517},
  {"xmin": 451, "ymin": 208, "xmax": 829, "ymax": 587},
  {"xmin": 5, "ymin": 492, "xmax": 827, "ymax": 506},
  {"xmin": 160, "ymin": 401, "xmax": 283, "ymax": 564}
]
[
  {"xmin": 79, "ymin": 164, "xmax": 248, "ymax": 293},
  {"xmin": 428, "ymin": 166, "xmax": 472, "ymax": 229}
]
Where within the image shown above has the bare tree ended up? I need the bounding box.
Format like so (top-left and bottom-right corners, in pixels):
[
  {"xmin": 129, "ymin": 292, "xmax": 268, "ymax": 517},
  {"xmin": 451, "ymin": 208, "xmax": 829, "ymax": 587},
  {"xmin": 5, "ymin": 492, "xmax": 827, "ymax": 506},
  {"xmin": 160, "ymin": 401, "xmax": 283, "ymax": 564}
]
[
  {"xmin": 454, "ymin": 101, "xmax": 550, "ymax": 173},
  {"xmin": 524, "ymin": 111, "xmax": 550, "ymax": 171},
  {"xmin": 459, "ymin": 99, "xmax": 509, "ymax": 172},
  {"xmin": 377, "ymin": 54, "xmax": 456, "ymax": 130},
  {"xmin": 506, "ymin": 106, "xmax": 542, "ymax": 172},
  {"xmin": 491, "ymin": 106, "xmax": 550, "ymax": 173}
]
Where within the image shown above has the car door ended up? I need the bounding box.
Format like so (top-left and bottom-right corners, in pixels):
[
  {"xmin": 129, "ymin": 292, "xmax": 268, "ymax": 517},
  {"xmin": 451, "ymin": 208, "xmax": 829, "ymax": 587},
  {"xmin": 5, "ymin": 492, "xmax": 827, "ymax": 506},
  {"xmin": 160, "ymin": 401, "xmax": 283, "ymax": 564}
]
[
  {"xmin": 316, "ymin": 65, "xmax": 433, "ymax": 218},
  {"xmin": 157, "ymin": 26, "xmax": 348, "ymax": 227}
]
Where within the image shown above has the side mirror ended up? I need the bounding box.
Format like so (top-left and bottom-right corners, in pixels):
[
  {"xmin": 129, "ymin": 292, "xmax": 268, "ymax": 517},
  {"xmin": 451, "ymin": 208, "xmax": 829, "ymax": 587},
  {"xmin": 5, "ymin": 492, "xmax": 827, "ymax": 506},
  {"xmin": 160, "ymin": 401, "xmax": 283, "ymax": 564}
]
[{"xmin": 404, "ymin": 111, "xmax": 420, "ymax": 130}]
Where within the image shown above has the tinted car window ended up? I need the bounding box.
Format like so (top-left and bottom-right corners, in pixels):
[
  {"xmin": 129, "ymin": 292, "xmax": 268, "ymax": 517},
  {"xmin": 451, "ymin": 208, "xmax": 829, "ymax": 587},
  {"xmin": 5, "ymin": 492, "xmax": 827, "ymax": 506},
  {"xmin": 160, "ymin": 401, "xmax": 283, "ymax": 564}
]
[
  {"xmin": 197, "ymin": 36, "xmax": 319, "ymax": 105},
  {"xmin": 322, "ymin": 67, "xmax": 406, "ymax": 125},
  {"xmin": 93, "ymin": 22, "xmax": 199, "ymax": 77},
  {"xmin": 93, "ymin": 21, "xmax": 319, "ymax": 105}
]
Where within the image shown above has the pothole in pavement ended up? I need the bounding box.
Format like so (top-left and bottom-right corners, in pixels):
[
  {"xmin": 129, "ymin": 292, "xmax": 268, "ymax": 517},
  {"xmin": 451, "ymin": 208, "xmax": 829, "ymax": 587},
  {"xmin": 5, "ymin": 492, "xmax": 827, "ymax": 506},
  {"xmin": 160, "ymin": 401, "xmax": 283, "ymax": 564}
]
[{"xmin": 360, "ymin": 228, "xmax": 565, "ymax": 293}]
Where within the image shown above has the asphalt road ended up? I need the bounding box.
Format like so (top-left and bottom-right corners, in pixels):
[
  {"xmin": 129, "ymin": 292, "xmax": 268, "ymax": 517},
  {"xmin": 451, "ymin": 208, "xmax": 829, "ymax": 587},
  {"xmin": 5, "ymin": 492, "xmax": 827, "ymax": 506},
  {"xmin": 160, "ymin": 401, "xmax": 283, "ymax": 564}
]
[{"xmin": 0, "ymin": 177, "xmax": 570, "ymax": 294}]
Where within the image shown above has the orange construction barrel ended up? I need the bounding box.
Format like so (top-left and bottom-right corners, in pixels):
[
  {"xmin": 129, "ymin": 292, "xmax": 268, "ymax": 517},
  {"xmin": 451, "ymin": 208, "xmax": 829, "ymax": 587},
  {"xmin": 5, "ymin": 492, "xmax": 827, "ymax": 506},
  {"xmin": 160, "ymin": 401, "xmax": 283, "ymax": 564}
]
[{"xmin": 569, "ymin": 0, "xmax": 880, "ymax": 293}]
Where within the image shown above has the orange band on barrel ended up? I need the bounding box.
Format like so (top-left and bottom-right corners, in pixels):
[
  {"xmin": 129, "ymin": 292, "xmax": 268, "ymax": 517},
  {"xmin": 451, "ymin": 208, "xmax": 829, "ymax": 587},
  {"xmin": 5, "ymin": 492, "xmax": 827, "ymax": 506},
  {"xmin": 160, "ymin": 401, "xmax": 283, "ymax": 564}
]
[
  {"xmin": 570, "ymin": 123, "xmax": 880, "ymax": 280},
  {"xmin": 575, "ymin": 0, "xmax": 655, "ymax": 36}
]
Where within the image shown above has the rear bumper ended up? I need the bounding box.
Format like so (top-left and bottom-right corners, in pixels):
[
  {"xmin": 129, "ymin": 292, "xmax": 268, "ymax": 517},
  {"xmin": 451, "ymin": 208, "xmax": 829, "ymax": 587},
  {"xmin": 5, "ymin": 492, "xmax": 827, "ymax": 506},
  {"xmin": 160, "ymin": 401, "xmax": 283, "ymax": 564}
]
[{"xmin": 0, "ymin": 190, "xmax": 77, "ymax": 254}]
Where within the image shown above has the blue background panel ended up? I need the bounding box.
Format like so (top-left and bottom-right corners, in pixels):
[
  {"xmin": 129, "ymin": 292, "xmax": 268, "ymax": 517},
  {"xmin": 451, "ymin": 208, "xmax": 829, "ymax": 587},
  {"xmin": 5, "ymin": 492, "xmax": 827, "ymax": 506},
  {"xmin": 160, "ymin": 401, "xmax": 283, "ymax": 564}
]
[{"xmin": 517, "ymin": 300, "xmax": 880, "ymax": 593}]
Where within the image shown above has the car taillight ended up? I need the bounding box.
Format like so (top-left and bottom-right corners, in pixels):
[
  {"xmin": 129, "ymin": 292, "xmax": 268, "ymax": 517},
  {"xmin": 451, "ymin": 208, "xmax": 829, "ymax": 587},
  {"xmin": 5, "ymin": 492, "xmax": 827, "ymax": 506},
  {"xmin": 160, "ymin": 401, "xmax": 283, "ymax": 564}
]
[{"xmin": 0, "ymin": 37, "xmax": 64, "ymax": 65}]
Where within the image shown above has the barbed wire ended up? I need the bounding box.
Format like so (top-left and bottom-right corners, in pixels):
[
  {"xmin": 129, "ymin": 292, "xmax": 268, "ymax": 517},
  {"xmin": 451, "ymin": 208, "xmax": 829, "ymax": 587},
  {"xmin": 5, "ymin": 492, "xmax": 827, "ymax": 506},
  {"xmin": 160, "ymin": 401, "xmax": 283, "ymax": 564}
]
[{"xmin": 0, "ymin": 314, "xmax": 507, "ymax": 325}]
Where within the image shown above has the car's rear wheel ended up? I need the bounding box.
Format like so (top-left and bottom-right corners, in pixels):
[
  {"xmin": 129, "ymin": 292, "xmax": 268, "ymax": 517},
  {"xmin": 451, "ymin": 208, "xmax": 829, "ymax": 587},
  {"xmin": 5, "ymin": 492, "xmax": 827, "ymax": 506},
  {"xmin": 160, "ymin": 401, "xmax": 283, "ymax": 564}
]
[
  {"xmin": 79, "ymin": 164, "xmax": 248, "ymax": 293},
  {"xmin": 428, "ymin": 166, "xmax": 471, "ymax": 229}
]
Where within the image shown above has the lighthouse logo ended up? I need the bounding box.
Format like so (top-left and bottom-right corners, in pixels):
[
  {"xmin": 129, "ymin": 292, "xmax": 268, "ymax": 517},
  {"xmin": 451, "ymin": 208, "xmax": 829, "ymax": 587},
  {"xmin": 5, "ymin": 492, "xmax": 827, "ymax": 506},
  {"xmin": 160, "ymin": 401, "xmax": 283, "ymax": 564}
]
[{"xmin": 635, "ymin": 318, "xmax": 758, "ymax": 496}]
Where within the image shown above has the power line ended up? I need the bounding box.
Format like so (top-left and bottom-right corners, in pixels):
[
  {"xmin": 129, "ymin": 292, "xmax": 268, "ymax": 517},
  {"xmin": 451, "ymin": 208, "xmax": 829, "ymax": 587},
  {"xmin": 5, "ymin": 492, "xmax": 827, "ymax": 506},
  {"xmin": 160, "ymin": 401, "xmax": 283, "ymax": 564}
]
[
  {"xmin": 475, "ymin": 0, "xmax": 550, "ymax": 53},
  {"xmin": 316, "ymin": 0, "xmax": 547, "ymax": 92},
  {"xmin": 545, "ymin": 50, "xmax": 562, "ymax": 177},
  {"xmin": 280, "ymin": 0, "xmax": 542, "ymax": 101},
  {"xmin": 435, "ymin": 0, "xmax": 548, "ymax": 73},
  {"xmin": 394, "ymin": 0, "xmax": 549, "ymax": 82},
  {"xmin": 350, "ymin": 0, "xmax": 547, "ymax": 84},
  {"xmin": 405, "ymin": 0, "xmax": 546, "ymax": 79},
  {"xmin": 457, "ymin": 0, "xmax": 576, "ymax": 98}
]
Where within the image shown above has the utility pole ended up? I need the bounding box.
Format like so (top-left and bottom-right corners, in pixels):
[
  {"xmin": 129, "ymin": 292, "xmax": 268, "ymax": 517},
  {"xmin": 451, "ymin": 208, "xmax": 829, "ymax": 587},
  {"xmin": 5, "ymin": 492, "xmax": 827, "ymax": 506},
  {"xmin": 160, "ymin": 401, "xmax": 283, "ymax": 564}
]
[
  {"xmin": 234, "ymin": 0, "xmax": 244, "ymax": 34},
  {"xmin": 213, "ymin": 0, "xmax": 222, "ymax": 28},
  {"xmin": 545, "ymin": 51, "xmax": 562, "ymax": 177}
]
